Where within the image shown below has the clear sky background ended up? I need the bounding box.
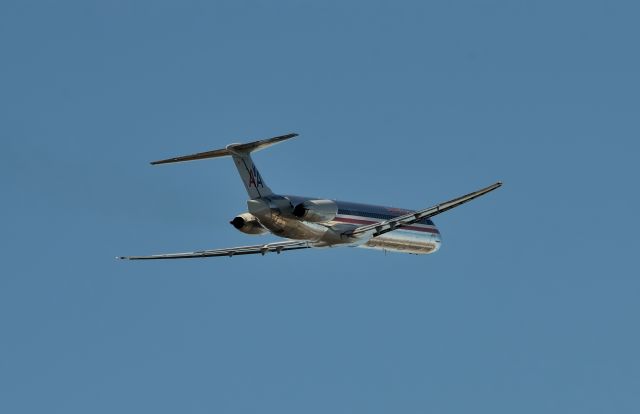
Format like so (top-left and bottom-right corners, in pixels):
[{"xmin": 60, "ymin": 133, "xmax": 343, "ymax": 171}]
[{"xmin": 1, "ymin": 1, "xmax": 639, "ymax": 413}]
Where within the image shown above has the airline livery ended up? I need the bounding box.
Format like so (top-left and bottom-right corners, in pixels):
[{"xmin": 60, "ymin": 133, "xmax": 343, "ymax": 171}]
[{"xmin": 119, "ymin": 133, "xmax": 501, "ymax": 260}]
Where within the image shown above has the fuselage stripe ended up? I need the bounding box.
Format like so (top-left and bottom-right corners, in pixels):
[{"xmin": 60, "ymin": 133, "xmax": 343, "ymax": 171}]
[{"xmin": 333, "ymin": 216, "xmax": 440, "ymax": 234}]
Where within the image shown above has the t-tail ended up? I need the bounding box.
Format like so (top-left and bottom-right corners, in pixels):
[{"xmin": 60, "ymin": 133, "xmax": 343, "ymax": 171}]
[{"xmin": 150, "ymin": 133, "xmax": 298, "ymax": 199}]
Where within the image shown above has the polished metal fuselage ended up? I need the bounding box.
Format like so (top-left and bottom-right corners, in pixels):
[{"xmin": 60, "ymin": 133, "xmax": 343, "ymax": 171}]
[{"xmin": 247, "ymin": 194, "xmax": 441, "ymax": 255}]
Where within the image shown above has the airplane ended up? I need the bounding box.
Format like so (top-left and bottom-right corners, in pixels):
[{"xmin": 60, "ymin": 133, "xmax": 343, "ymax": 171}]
[{"xmin": 119, "ymin": 133, "xmax": 501, "ymax": 260}]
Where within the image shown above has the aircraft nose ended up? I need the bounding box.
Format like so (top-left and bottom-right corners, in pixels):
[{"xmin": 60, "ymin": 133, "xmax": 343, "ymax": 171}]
[{"xmin": 432, "ymin": 229, "xmax": 442, "ymax": 252}]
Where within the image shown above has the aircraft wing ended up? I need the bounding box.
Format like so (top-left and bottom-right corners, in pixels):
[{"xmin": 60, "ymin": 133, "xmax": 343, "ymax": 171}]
[
  {"xmin": 346, "ymin": 181, "xmax": 502, "ymax": 238},
  {"xmin": 118, "ymin": 240, "xmax": 311, "ymax": 260}
]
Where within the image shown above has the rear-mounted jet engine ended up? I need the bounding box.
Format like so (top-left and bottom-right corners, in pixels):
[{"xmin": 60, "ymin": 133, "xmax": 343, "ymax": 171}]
[
  {"xmin": 292, "ymin": 199, "xmax": 338, "ymax": 223},
  {"xmin": 230, "ymin": 212, "xmax": 268, "ymax": 235}
]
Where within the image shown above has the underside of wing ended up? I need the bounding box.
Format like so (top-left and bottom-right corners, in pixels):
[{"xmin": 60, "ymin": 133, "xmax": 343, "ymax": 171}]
[
  {"xmin": 346, "ymin": 181, "xmax": 502, "ymax": 238},
  {"xmin": 118, "ymin": 240, "xmax": 311, "ymax": 260}
]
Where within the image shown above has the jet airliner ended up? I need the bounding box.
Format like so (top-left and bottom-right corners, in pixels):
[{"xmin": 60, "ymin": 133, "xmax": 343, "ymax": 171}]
[{"xmin": 119, "ymin": 133, "xmax": 501, "ymax": 260}]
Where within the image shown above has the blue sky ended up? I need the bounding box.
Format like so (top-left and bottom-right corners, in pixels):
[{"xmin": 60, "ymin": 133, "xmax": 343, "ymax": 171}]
[{"xmin": 1, "ymin": 1, "xmax": 639, "ymax": 413}]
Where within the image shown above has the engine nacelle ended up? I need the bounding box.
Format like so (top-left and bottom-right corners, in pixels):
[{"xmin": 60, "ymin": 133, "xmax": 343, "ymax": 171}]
[
  {"xmin": 230, "ymin": 212, "xmax": 268, "ymax": 235},
  {"xmin": 292, "ymin": 199, "xmax": 338, "ymax": 223}
]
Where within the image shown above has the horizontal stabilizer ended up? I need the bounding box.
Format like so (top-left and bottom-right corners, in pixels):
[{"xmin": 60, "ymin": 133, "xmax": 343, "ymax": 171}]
[{"xmin": 150, "ymin": 133, "xmax": 298, "ymax": 165}]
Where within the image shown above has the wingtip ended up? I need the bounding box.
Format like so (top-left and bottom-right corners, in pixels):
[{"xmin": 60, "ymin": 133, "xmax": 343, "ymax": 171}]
[
  {"xmin": 150, "ymin": 159, "xmax": 170, "ymax": 166},
  {"xmin": 275, "ymin": 132, "xmax": 299, "ymax": 140}
]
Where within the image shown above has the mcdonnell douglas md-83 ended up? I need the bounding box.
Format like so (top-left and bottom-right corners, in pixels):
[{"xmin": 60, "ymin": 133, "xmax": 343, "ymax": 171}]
[{"xmin": 119, "ymin": 133, "xmax": 501, "ymax": 260}]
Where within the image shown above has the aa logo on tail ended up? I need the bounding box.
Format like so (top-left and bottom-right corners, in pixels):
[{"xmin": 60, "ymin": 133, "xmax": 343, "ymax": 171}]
[{"xmin": 248, "ymin": 164, "xmax": 264, "ymax": 188}]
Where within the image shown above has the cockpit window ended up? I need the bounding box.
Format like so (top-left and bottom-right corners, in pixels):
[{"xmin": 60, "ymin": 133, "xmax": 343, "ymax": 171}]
[{"xmin": 417, "ymin": 218, "xmax": 435, "ymax": 226}]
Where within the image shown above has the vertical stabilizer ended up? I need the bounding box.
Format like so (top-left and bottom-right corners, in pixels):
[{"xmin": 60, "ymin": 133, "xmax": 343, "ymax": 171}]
[{"xmin": 227, "ymin": 149, "xmax": 273, "ymax": 199}]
